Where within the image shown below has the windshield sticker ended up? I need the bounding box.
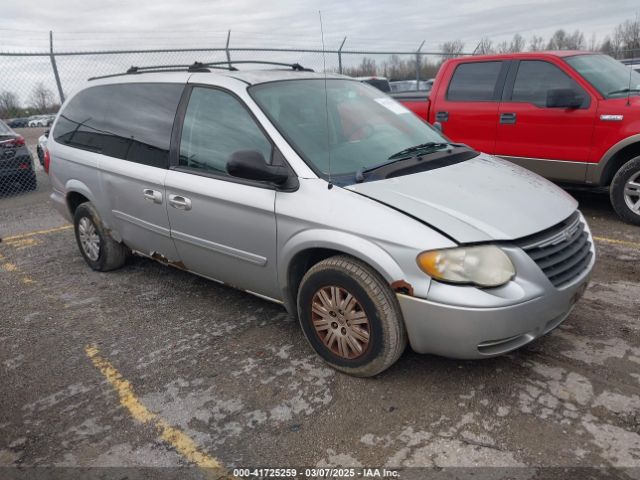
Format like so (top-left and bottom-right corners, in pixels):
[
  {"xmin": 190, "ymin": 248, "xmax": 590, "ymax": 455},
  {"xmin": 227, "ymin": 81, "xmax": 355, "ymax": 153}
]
[{"xmin": 374, "ymin": 97, "xmax": 411, "ymax": 115}]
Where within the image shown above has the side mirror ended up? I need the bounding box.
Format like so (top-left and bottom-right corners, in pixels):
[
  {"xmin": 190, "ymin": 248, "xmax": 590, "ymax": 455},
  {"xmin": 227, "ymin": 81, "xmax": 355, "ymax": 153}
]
[
  {"xmin": 546, "ymin": 88, "xmax": 584, "ymax": 109},
  {"xmin": 44, "ymin": 129, "xmax": 50, "ymax": 138},
  {"xmin": 227, "ymin": 150, "xmax": 289, "ymax": 185}
]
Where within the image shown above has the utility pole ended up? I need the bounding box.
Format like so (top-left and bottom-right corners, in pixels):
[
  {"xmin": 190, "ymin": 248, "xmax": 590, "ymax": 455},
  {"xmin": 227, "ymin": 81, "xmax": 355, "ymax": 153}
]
[
  {"xmin": 49, "ymin": 31, "xmax": 65, "ymax": 104},
  {"xmin": 338, "ymin": 36, "xmax": 347, "ymax": 74},
  {"xmin": 416, "ymin": 40, "xmax": 425, "ymax": 85}
]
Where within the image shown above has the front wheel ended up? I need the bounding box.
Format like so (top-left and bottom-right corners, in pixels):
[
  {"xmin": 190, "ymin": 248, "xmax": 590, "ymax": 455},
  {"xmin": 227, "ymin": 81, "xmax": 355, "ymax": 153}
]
[
  {"xmin": 610, "ymin": 156, "xmax": 640, "ymax": 226},
  {"xmin": 297, "ymin": 255, "xmax": 407, "ymax": 377}
]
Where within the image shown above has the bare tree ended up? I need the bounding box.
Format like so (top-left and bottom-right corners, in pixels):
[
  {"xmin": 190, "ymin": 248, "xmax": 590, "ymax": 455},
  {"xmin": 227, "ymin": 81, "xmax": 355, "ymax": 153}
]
[
  {"xmin": 474, "ymin": 37, "xmax": 494, "ymax": 55},
  {"xmin": 495, "ymin": 40, "xmax": 510, "ymax": 54},
  {"xmin": 529, "ymin": 35, "xmax": 545, "ymax": 51},
  {"xmin": 440, "ymin": 40, "xmax": 465, "ymax": 59},
  {"xmin": 0, "ymin": 91, "xmax": 20, "ymax": 118},
  {"xmin": 614, "ymin": 15, "xmax": 640, "ymax": 57},
  {"xmin": 588, "ymin": 33, "xmax": 599, "ymax": 52},
  {"xmin": 509, "ymin": 34, "xmax": 525, "ymax": 52},
  {"xmin": 29, "ymin": 83, "xmax": 55, "ymax": 114}
]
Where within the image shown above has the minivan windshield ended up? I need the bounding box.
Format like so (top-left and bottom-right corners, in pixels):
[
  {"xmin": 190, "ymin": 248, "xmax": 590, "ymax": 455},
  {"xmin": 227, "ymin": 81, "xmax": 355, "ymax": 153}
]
[
  {"xmin": 565, "ymin": 54, "xmax": 640, "ymax": 98},
  {"xmin": 250, "ymin": 79, "xmax": 450, "ymax": 180}
]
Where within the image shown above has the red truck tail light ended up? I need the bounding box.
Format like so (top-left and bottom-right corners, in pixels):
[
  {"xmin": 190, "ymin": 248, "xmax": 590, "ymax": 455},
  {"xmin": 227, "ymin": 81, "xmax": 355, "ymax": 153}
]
[
  {"xmin": 44, "ymin": 148, "xmax": 51, "ymax": 174},
  {"xmin": 14, "ymin": 135, "xmax": 26, "ymax": 146},
  {"xmin": 1, "ymin": 136, "xmax": 25, "ymax": 147}
]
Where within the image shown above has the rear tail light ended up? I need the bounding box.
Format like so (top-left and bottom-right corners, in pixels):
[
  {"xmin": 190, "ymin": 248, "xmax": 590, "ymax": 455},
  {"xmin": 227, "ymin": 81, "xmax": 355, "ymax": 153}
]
[
  {"xmin": 44, "ymin": 148, "xmax": 51, "ymax": 174},
  {"xmin": 0, "ymin": 136, "xmax": 25, "ymax": 147},
  {"xmin": 13, "ymin": 136, "xmax": 25, "ymax": 146}
]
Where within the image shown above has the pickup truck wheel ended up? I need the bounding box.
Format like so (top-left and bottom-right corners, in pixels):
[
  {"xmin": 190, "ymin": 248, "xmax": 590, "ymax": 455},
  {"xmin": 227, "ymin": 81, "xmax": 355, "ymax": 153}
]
[
  {"xmin": 610, "ymin": 156, "xmax": 640, "ymax": 226},
  {"xmin": 74, "ymin": 202, "xmax": 128, "ymax": 271},
  {"xmin": 297, "ymin": 255, "xmax": 407, "ymax": 377}
]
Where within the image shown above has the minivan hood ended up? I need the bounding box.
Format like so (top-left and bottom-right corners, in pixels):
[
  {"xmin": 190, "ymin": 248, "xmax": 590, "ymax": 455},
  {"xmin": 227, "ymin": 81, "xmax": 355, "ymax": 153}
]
[{"xmin": 346, "ymin": 154, "xmax": 578, "ymax": 243}]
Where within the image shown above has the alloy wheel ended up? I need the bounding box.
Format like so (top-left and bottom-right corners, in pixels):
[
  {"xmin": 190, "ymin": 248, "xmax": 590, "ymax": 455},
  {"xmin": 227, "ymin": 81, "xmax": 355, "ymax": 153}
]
[
  {"xmin": 311, "ymin": 286, "xmax": 371, "ymax": 359},
  {"xmin": 78, "ymin": 217, "xmax": 100, "ymax": 261}
]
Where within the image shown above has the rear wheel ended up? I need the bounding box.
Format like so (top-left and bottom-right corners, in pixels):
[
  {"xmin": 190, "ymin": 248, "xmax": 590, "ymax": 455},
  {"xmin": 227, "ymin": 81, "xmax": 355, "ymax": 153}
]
[
  {"xmin": 610, "ymin": 156, "xmax": 640, "ymax": 226},
  {"xmin": 73, "ymin": 202, "xmax": 128, "ymax": 271},
  {"xmin": 297, "ymin": 255, "xmax": 407, "ymax": 377}
]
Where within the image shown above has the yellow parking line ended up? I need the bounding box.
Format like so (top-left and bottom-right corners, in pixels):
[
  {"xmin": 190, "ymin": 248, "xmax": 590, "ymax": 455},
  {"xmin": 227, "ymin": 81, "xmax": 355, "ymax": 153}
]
[
  {"xmin": 0, "ymin": 253, "xmax": 35, "ymax": 284},
  {"xmin": 2, "ymin": 224, "xmax": 72, "ymax": 242},
  {"xmin": 85, "ymin": 345, "xmax": 228, "ymax": 478},
  {"xmin": 594, "ymin": 236, "xmax": 640, "ymax": 249}
]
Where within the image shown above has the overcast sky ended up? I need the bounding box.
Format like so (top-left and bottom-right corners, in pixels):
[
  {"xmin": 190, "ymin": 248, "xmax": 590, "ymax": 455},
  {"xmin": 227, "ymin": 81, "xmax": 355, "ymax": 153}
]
[
  {"xmin": 1, "ymin": 0, "xmax": 638, "ymax": 52},
  {"xmin": 0, "ymin": 0, "xmax": 638, "ymax": 108}
]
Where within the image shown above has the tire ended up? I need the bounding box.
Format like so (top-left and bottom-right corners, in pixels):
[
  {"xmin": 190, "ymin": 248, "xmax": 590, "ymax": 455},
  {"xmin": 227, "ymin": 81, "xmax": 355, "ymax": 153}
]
[
  {"xmin": 610, "ymin": 155, "xmax": 640, "ymax": 226},
  {"xmin": 297, "ymin": 255, "xmax": 407, "ymax": 377},
  {"xmin": 37, "ymin": 147, "xmax": 44, "ymax": 166},
  {"xmin": 73, "ymin": 202, "xmax": 128, "ymax": 271}
]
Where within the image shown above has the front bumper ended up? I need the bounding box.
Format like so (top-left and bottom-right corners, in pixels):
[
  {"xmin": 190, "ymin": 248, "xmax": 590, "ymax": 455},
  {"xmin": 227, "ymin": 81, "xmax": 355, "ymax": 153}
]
[{"xmin": 398, "ymin": 238, "xmax": 594, "ymax": 359}]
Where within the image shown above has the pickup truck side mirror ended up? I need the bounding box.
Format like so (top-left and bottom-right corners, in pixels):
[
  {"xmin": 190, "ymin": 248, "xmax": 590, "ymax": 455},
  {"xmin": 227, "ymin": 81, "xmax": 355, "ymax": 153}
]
[
  {"xmin": 546, "ymin": 88, "xmax": 584, "ymax": 109},
  {"xmin": 227, "ymin": 150, "xmax": 289, "ymax": 185}
]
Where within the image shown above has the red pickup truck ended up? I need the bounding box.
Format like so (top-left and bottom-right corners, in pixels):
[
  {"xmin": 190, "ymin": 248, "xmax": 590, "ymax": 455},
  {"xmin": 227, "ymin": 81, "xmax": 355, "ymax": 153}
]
[{"xmin": 392, "ymin": 51, "xmax": 640, "ymax": 225}]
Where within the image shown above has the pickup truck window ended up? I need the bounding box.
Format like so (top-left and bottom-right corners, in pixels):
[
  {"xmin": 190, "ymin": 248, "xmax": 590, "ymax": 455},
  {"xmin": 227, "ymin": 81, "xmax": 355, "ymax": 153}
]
[
  {"xmin": 565, "ymin": 54, "xmax": 640, "ymax": 98},
  {"xmin": 511, "ymin": 60, "xmax": 586, "ymax": 107},
  {"xmin": 447, "ymin": 61, "xmax": 503, "ymax": 102}
]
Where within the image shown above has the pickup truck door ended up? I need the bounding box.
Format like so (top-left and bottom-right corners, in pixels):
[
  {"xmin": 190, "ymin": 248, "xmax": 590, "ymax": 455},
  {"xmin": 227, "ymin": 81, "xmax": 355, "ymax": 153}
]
[
  {"xmin": 495, "ymin": 59, "xmax": 597, "ymax": 183},
  {"xmin": 431, "ymin": 60, "xmax": 509, "ymax": 154}
]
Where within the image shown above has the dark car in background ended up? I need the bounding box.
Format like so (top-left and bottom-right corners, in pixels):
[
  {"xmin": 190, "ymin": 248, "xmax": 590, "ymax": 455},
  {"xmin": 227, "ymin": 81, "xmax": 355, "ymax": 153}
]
[
  {"xmin": 7, "ymin": 117, "xmax": 29, "ymax": 128},
  {"xmin": 356, "ymin": 76, "xmax": 391, "ymax": 92},
  {"xmin": 0, "ymin": 119, "xmax": 37, "ymax": 193}
]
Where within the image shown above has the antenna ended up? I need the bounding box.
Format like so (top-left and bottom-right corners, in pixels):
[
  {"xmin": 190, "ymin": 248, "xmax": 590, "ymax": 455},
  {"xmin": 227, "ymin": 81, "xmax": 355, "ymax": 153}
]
[
  {"xmin": 319, "ymin": 10, "xmax": 333, "ymax": 189},
  {"xmin": 627, "ymin": 60, "xmax": 633, "ymax": 107}
]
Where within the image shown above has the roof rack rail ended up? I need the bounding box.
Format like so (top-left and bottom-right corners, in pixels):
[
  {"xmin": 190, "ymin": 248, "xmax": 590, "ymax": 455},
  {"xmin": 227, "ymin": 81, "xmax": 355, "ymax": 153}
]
[{"xmin": 88, "ymin": 60, "xmax": 312, "ymax": 81}]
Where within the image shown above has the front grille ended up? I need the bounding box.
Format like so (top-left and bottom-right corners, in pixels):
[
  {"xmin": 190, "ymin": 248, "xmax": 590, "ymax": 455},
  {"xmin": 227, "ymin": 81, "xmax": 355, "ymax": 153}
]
[{"xmin": 516, "ymin": 211, "xmax": 592, "ymax": 288}]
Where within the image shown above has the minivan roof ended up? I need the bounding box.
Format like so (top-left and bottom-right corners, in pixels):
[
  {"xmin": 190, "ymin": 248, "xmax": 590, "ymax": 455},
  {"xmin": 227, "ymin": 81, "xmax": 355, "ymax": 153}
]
[{"xmin": 87, "ymin": 68, "xmax": 347, "ymax": 87}]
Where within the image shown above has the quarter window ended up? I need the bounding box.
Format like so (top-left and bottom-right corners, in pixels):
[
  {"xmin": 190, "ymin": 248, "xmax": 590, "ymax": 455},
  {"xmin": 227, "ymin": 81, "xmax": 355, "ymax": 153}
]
[
  {"xmin": 179, "ymin": 87, "xmax": 272, "ymax": 177},
  {"xmin": 53, "ymin": 83, "xmax": 183, "ymax": 168},
  {"xmin": 510, "ymin": 61, "xmax": 586, "ymax": 107},
  {"xmin": 447, "ymin": 62, "xmax": 503, "ymax": 101}
]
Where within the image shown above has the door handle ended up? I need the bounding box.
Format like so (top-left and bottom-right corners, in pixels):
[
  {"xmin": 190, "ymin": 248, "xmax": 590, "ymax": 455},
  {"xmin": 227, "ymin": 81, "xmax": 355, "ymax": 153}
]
[
  {"xmin": 168, "ymin": 194, "xmax": 192, "ymax": 211},
  {"xmin": 435, "ymin": 111, "xmax": 449, "ymax": 122},
  {"xmin": 500, "ymin": 112, "xmax": 517, "ymax": 124},
  {"xmin": 143, "ymin": 189, "xmax": 163, "ymax": 204}
]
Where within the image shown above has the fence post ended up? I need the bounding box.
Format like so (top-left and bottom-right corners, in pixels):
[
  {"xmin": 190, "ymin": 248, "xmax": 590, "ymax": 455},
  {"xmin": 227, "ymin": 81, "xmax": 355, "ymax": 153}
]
[
  {"xmin": 225, "ymin": 30, "xmax": 232, "ymax": 68},
  {"xmin": 338, "ymin": 36, "xmax": 347, "ymax": 74},
  {"xmin": 415, "ymin": 40, "xmax": 425, "ymax": 85},
  {"xmin": 49, "ymin": 31, "xmax": 65, "ymax": 104}
]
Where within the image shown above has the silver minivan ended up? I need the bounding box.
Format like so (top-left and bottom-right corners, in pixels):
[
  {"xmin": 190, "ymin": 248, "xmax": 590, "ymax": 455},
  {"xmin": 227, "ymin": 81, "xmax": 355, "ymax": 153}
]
[{"xmin": 48, "ymin": 63, "xmax": 595, "ymax": 376}]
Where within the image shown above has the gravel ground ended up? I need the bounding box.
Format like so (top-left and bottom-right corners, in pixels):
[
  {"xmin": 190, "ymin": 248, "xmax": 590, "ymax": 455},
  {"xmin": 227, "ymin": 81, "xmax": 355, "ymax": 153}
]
[{"xmin": 0, "ymin": 167, "xmax": 639, "ymax": 479}]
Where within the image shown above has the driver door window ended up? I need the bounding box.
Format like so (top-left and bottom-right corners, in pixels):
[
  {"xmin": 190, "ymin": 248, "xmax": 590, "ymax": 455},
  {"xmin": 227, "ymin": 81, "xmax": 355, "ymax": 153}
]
[
  {"xmin": 179, "ymin": 87, "xmax": 272, "ymax": 177},
  {"xmin": 510, "ymin": 61, "xmax": 586, "ymax": 108}
]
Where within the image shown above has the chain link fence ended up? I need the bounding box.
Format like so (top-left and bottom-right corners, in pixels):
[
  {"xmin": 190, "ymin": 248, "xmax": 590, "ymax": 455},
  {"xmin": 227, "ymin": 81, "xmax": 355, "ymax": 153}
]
[
  {"xmin": 0, "ymin": 40, "xmax": 458, "ymax": 204},
  {"xmin": 1, "ymin": 36, "xmax": 639, "ymax": 205}
]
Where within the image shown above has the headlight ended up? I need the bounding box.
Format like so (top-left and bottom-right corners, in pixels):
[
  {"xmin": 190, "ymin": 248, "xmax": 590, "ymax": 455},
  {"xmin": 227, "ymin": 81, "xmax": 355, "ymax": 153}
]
[{"xmin": 417, "ymin": 245, "xmax": 515, "ymax": 287}]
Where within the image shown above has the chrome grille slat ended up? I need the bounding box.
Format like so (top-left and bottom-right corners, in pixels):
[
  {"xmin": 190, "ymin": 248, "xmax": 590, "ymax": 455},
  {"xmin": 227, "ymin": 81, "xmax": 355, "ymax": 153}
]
[
  {"xmin": 544, "ymin": 243, "xmax": 591, "ymax": 279},
  {"xmin": 535, "ymin": 232, "xmax": 589, "ymax": 269},
  {"xmin": 516, "ymin": 211, "xmax": 592, "ymax": 288}
]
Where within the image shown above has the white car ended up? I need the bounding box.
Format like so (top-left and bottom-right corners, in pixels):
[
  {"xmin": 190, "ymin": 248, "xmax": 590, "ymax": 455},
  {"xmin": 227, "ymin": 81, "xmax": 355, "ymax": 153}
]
[{"xmin": 36, "ymin": 131, "xmax": 49, "ymax": 166}]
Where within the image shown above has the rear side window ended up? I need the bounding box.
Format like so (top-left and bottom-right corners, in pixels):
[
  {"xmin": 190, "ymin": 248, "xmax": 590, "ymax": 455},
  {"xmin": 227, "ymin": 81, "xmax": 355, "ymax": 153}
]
[
  {"xmin": 53, "ymin": 83, "xmax": 183, "ymax": 168},
  {"xmin": 510, "ymin": 61, "xmax": 586, "ymax": 107},
  {"xmin": 447, "ymin": 61, "xmax": 503, "ymax": 101}
]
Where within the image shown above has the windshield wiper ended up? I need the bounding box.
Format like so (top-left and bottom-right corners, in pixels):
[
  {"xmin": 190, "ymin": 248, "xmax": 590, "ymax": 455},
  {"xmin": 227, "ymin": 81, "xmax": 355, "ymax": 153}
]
[
  {"xmin": 354, "ymin": 142, "xmax": 456, "ymax": 182},
  {"xmin": 387, "ymin": 142, "xmax": 452, "ymax": 161},
  {"xmin": 607, "ymin": 87, "xmax": 640, "ymax": 96}
]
